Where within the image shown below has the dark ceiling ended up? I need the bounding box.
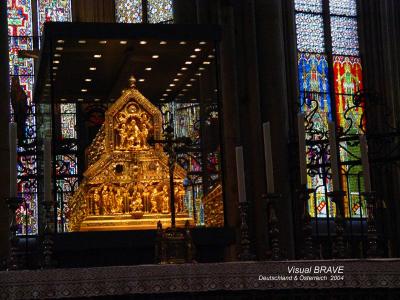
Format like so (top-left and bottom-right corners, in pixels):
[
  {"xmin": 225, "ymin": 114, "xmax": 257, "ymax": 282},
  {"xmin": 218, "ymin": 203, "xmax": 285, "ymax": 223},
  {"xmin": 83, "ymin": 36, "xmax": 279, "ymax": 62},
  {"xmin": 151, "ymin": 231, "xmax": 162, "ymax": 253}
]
[{"xmin": 35, "ymin": 22, "xmax": 221, "ymax": 106}]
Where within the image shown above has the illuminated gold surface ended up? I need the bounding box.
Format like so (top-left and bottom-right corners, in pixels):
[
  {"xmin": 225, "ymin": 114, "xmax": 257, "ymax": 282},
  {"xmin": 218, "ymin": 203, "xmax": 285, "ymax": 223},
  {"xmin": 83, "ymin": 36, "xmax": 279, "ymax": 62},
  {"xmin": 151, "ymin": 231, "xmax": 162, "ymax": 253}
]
[
  {"xmin": 203, "ymin": 184, "xmax": 224, "ymax": 227},
  {"xmin": 68, "ymin": 85, "xmax": 192, "ymax": 231}
]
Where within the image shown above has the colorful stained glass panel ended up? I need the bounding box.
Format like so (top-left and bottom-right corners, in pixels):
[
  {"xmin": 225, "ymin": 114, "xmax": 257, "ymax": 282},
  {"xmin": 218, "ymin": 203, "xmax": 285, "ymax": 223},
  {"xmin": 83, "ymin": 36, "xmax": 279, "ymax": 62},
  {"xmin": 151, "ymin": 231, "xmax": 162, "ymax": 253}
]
[
  {"xmin": 56, "ymin": 178, "xmax": 78, "ymax": 232},
  {"xmin": 294, "ymin": 0, "xmax": 322, "ymax": 13},
  {"xmin": 300, "ymin": 92, "xmax": 332, "ymax": 138},
  {"xmin": 295, "ymin": 13, "xmax": 325, "ymax": 53},
  {"xmin": 56, "ymin": 154, "xmax": 78, "ymax": 176},
  {"xmin": 339, "ymin": 145, "xmax": 366, "ymax": 218},
  {"xmin": 38, "ymin": 0, "xmax": 72, "ymax": 33},
  {"xmin": 18, "ymin": 75, "xmax": 34, "ymax": 104},
  {"xmin": 115, "ymin": 0, "xmax": 142, "ymax": 23},
  {"xmin": 9, "ymin": 37, "xmax": 34, "ymax": 75},
  {"xmin": 7, "ymin": 0, "xmax": 33, "ymax": 36},
  {"xmin": 331, "ymin": 16, "xmax": 359, "ymax": 56},
  {"xmin": 60, "ymin": 103, "xmax": 77, "ymax": 139},
  {"xmin": 148, "ymin": 0, "xmax": 173, "ymax": 23},
  {"xmin": 298, "ymin": 53, "xmax": 330, "ymax": 94},
  {"xmin": 333, "ymin": 56, "xmax": 363, "ymax": 95},
  {"xmin": 335, "ymin": 94, "xmax": 364, "ymax": 134},
  {"xmin": 18, "ymin": 154, "xmax": 37, "ymax": 176},
  {"xmin": 16, "ymin": 178, "xmax": 38, "ymax": 234},
  {"xmin": 329, "ymin": 0, "xmax": 357, "ymax": 16},
  {"xmin": 174, "ymin": 104, "xmax": 200, "ymax": 142},
  {"xmin": 57, "ymin": 177, "xmax": 78, "ymax": 193}
]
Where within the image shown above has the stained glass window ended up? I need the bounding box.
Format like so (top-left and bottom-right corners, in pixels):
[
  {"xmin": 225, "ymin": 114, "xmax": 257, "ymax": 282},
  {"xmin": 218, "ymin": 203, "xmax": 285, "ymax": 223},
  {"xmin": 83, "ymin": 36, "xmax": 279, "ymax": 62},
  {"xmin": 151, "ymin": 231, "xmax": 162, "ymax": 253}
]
[
  {"xmin": 298, "ymin": 53, "xmax": 330, "ymax": 94},
  {"xmin": 8, "ymin": 0, "xmax": 33, "ymax": 36},
  {"xmin": 56, "ymin": 103, "xmax": 78, "ymax": 231},
  {"xmin": 8, "ymin": 0, "xmax": 36, "ymax": 234},
  {"xmin": 147, "ymin": 0, "xmax": 173, "ymax": 23},
  {"xmin": 294, "ymin": 0, "xmax": 366, "ymax": 218},
  {"xmin": 38, "ymin": 0, "xmax": 72, "ymax": 33},
  {"xmin": 295, "ymin": 13, "xmax": 325, "ymax": 53},
  {"xmin": 56, "ymin": 177, "xmax": 78, "ymax": 232},
  {"xmin": 294, "ymin": 0, "xmax": 323, "ymax": 13},
  {"xmin": 9, "ymin": 37, "xmax": 34, "ymax": 75},
  {"xmin": 115, "ymin": 0, "xmax": 173, "ymax": 24},
  {"xmin": 7, "ymin": 0, "xmax": 72, "ymax": 234},
  {"xmin": 331, "ymin": 16, "xmax": 359, "ymax": 56},
  {"xmin": 60, "ymin": 103, "xmax": 77, "ymax": 139},
  {"xmin": 115, "ymin": 0, "xmax": 142, "ymax": 23},
  {"xmin": 329, "ymin": 0, "xmax": 357, "ymax": 16}
]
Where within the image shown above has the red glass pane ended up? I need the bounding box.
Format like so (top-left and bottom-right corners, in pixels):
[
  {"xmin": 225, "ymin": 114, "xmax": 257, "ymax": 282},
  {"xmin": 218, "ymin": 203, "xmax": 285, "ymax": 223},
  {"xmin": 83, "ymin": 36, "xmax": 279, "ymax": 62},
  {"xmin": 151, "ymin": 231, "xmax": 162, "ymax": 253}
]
[{"xmin": 333, "ymin": 56, "xmax": 363, "ymax": 95}]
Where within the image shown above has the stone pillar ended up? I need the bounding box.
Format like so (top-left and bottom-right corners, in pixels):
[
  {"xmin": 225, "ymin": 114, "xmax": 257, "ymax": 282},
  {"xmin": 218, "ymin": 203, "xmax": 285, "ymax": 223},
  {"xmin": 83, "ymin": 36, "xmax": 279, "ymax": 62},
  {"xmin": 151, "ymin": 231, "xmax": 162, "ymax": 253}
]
[
  {"xmin": 254, "ymin": 0, "xmax": 295, "ymax": 259},
  {"xmin": 216, "ymin": 0, "xmax": 241, "ymax": 260},
  {"xmin": 0, "ymin": 0, "xmax": 10, "ymax": 263},
  {"xmin": 358, "ymin": 0, "xmax": 400, "ymax": 257},
  {"xmin": 214, "ymin": 0, "xmax": 266, "ymax": 259},
  {"xmin": 234, "ymin": 0, "xmax": 268, "ymax": 260}
]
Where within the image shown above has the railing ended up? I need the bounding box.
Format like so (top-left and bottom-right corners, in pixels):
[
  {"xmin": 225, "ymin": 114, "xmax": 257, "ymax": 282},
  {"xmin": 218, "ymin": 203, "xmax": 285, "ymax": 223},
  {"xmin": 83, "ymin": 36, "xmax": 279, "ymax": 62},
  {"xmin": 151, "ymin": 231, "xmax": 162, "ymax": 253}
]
[{"xmin": 3, "ymin": 91, "xmax": 399, "ymax": 269}]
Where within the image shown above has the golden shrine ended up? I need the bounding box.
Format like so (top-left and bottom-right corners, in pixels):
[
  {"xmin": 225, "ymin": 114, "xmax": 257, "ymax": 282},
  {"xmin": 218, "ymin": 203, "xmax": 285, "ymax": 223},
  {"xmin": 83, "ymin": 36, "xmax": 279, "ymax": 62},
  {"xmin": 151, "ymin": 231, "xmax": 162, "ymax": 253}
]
[{"xmin": 67, "ymin": 79, "xmax": 194, "ymax": 231}]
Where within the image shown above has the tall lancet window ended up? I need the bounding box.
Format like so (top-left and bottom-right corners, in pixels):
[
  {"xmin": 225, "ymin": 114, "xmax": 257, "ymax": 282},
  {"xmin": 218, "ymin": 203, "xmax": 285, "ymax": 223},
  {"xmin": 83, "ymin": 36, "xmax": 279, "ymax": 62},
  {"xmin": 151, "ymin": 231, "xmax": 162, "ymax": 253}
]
[
  {"xmin": 7, "ymin": 0, "xmax": 72, "ymax": 235},
  {"xmin": 294, "ymin": 0, "xmax": 365, "ymax": 218},
  {"xmin": 115, "ymin": 0, "xmax": 173, "ymax": 24},
  {"xmin": 38, "ymin": 0, "xmax": 72, "ymax": 33}
]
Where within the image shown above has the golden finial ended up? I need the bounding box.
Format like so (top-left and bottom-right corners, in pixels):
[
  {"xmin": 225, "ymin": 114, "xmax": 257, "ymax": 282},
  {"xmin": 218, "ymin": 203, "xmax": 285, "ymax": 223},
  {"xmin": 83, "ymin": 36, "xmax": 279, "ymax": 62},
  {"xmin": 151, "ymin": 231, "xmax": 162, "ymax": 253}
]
[{"xmin": 129, "ymin": 76, "xmax": 137, "ymax": 88}]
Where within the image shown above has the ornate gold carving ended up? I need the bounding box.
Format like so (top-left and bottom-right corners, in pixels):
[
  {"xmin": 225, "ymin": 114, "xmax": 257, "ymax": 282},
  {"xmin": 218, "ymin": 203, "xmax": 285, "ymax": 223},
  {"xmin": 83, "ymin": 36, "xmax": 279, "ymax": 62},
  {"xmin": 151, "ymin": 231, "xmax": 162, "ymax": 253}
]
[
  {"xmin": 87, "ymin": 125, "xmax": 106, "ymax": 166},
  {"xmin": 68, "ymin": 86, "xmax": 193, "ymax": 232},
  {"xmin": 113, "ymin": 103, "xmax": 153, "ymax": 151}
]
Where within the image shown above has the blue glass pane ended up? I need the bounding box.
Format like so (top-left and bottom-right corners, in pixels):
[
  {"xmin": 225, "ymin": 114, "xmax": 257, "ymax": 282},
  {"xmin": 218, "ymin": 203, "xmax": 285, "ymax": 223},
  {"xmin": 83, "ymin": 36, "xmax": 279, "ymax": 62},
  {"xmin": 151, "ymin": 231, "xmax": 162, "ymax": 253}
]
[{"xmin": 298, "ymin": 53, "xmax": 330, "ymax": 95}]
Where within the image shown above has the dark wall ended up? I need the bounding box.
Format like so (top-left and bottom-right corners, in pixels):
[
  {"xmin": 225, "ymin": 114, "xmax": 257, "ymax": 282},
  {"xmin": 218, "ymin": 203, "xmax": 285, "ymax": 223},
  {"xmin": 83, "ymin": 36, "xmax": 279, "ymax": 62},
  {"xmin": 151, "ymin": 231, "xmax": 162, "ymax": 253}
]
[{"xmin": 72, "ymin": 0, "xmax": 116, "ymax": 23}]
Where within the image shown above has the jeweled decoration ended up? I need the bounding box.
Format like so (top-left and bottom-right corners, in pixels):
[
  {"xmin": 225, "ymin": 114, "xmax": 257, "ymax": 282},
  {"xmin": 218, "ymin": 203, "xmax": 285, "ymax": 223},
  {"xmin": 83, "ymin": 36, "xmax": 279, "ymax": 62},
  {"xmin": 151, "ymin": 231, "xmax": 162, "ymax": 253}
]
[{"xmin": 68, "ymin": 85, "xmax": 194, "ymax": 231}]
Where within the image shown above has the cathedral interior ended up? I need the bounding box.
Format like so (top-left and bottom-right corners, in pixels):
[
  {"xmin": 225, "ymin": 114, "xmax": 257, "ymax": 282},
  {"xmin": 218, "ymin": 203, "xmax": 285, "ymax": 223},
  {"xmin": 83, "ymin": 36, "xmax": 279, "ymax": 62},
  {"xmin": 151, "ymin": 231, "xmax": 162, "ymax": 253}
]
[{"xmin": 1, "ymin": 0, "xmax": 400, "ymax": 299}]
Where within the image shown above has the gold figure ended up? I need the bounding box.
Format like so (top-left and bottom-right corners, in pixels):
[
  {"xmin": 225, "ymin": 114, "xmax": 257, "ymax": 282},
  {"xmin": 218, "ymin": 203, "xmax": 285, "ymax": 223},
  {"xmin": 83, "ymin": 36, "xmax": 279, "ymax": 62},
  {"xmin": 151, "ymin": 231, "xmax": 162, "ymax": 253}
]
[
  {"xmin": 127, "ymin": 119, "xmax": 140, "ymax": 149},
  {"xmin": 140, "ymin": 123, "xmax": 149, "ymax": 148},
  {"xmin": 93, "ymin": 188, "xmax": 100, "ymax": 215},
  {"xmin": 175, "ymin": 186, "xmax": 186, "ymax": 213},
  {"xmin": 162, "ymin": 185, "xmax": 169, "ymax": 214},
  {"xmin": 142, "ymin": 186, "xmax": 150, "ymax": 212},
  {"xmin": 108, "ymin": 186, "xmax": 115, "ymax": 214},
  {"xmin": 116, "ymin": 123, "xmax": 128, "ymax": 149},
  {"xmin": 101, "ymin": 185, "xmax": 109, "ymax": 215},
  {"xmin": 130, "ymin": 192, "xmax": 143, "ymax": 212},
  {"xmin": 150, "ymin": 187, "xmax": 159, "ymax": 213},
  {"xmin": 115, "ymin": 188, "xmax": 124, "ymax": 213},
  {"xmin": 123, "ymin": 189, "xmax": 130, "ymax": 213}
]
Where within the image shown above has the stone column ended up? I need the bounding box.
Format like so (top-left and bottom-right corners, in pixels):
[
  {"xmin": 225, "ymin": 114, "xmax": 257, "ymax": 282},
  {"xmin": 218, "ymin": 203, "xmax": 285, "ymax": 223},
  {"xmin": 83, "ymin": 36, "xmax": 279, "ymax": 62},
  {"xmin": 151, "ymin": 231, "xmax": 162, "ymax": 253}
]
[
  {"xmin": 358, "ymin": 0, "xmax": 400, "ymax": 257},
  {"xmin": 216, "ymin": 0, "xmax": 241, "ymax": 260},
  {"xmin": 253, "ymin": 0, "xmax": 295, "ymax": 259},
  {"xmin": 0, "ymin": 0, "xmax": 10, "ymax": 264},
  {"xmin": 213, "ymin": 0, "xmax": 266, "ymax": 259},
  {"xmin": 234, "ymin": 0, "xmax": 268, "ymax": 260}
]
